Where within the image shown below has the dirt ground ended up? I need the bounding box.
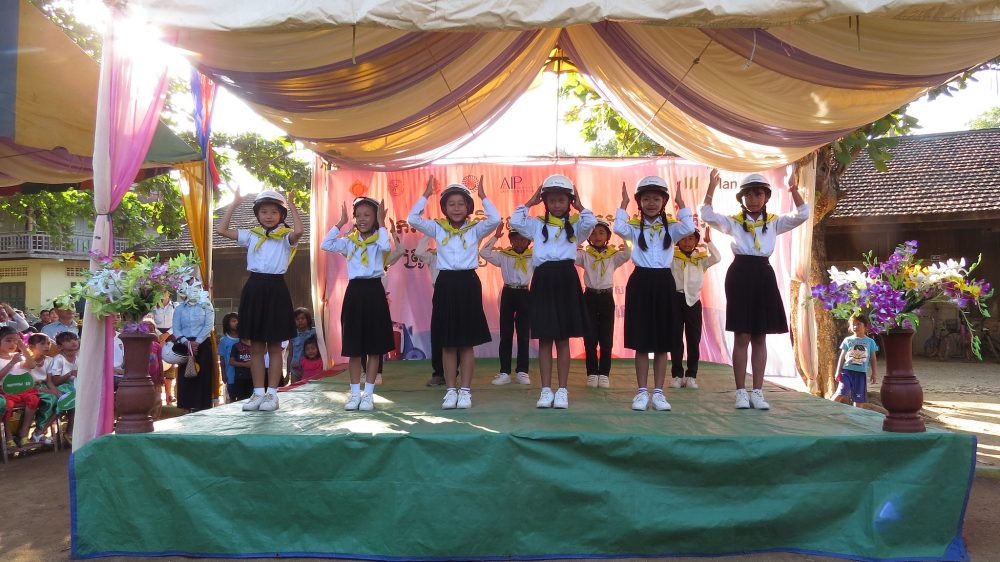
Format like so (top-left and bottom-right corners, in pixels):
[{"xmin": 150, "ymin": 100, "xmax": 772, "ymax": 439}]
[{"xmin": 2, "ymin": 357, "xmax": 999, "ymax": 561}]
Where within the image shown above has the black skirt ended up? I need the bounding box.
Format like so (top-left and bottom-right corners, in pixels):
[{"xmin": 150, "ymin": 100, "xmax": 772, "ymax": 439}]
[
  {"xmin": 624, "ymin": 266, "xmax": 675, "ymax": 352},
  {"xmin": 432, "ymin": 269, "xmax": 491, "ymax": 348},
  {"xmin": 238, "ymin": 272, "xmax": 296, "ymax": 343},
  {"xmin": 724, "ymin": 255, "xmax": 788, "ymax": 334},
  {"xmin": 529, "ymin": 260, "xmax": 587, "ymax": 340},
  {"xmin": 176, "ymin": 337, "xmax": 214, "ymax": 411},
  {"xmin": 341, "ymin": 277, "xmax": 395, "ymax": 357}
]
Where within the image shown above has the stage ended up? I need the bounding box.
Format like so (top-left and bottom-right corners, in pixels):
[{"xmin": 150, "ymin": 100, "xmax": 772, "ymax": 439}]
[{"xmin": 71, "ymin": 360, "xmax": 975, "ymax": 561}]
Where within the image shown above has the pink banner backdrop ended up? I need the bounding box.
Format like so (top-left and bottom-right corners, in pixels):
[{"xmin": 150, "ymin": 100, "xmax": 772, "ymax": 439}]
[{"xmin": 312, "ymin": 158, "xmax": 800, "ymax": 379}]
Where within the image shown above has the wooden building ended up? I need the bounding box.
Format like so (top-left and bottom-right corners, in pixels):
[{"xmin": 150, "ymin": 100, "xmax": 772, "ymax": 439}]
[{"xmin": 827, "ymin": 128, "xmax": 1000, "ymax": 353}]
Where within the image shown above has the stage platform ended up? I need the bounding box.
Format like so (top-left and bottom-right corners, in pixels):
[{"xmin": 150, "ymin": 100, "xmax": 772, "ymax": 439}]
[{"xmin": 71, "ymin": 360, "xmax": 975, "ymax": 561}]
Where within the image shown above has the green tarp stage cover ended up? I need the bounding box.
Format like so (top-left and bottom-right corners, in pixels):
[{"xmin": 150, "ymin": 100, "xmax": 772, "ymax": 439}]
[{"xmin": 71, "ymin": 360, "xmax": 974, "ymax": 560}]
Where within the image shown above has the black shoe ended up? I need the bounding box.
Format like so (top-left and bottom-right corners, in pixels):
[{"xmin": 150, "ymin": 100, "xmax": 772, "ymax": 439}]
[{"xmin": 425, "ymin": 376, "xmax": 445, "ymax": 386}]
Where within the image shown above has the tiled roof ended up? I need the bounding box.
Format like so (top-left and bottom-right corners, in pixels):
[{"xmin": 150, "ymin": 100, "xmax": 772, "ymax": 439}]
[
  {"xmin": 831, "ymin": 128, "xmax": 1000, "ymax": 220},
  {"xmin": 145, "ymin": 200, "xmax": 311, "ymax": 253}
]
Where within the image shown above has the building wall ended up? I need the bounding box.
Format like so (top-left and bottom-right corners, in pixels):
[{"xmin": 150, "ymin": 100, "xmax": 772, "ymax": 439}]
[{"xmin": 0, "ymin": 258, "xmax": 90, "ymax": 314}]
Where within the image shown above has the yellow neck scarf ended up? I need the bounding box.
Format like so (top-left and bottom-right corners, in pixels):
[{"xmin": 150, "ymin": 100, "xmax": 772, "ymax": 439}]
[
  {"xmin": 498, "ymin": 248, "xmax": 533, "ymax": 273},
  {"xmin": 346, "ymin": 229, "xmax": 380, "ymax": 267},
  {"xmin": 730, "ymin": 213, "xmax": 777, "ymax": 251},
  {"xmin": 627, "ymin": 216, "xmax": 674, "ymax": 241},
  {"xmin": 586, "ymin": 246, "xmax": 619, "ymax": 276},
  {"xmin": 249, "ymin": 226, "xmax": 297, "ymax": 265},
  {"xmin": 436, "ymin": 219, "xmax": 480, "ymax": 249},
  {"xmin": 674, "ymin": 248, "xmax": 710, "ymax": 269},
  {"xmin": 539, "ymin": 213, "xmax": 580, "ymax": 241}
]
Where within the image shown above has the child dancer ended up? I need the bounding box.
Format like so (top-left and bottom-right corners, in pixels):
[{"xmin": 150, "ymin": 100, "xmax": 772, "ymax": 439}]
[
  {"xmin": 832, "ymin": 315, "xmax": 878, "ymax": 407},
  {"xmin": 511, "ymin": 175, "xmax": 596, "ymax": 409},
  {"xmin": 575, "ymin": 220, "xmax": 631, "ymax": 389},
  {"xmin": 409, "ymin": 177, "xmax": 500, "ymax": 409},
  {"xmin": 700, "ymin": 169, "xmax": 809, "ymax": 410},
  {"xmin": 480, "ymin": 222, "xmax": 534, "ymax": 386},
  {"xmin": 615, "ymin": 177, "xmax": 694, "ymax": 411},
  {"xmin": 322, "ymin": 197, "xmax": 395, "ymax": 412},
  {"xmin": 217, "ymin": 189, "xmax": 303, "ymax": 412},
  {"xmin": 670, "ymin": 226, "xmax": 720, "ymax": 389},
  {"xmin": 413, "ymin": 235, "xmax": 448, "ymax": 387}
]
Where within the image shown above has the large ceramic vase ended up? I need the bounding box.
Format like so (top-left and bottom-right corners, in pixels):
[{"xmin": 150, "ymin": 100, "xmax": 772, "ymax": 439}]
[
  {"xmin": 115, "ymin": 331, "xmax": 157, "ymax": 434},
  {"xmin": 879, "ymin": 328, "xmax": 926, "ymax": 433}
]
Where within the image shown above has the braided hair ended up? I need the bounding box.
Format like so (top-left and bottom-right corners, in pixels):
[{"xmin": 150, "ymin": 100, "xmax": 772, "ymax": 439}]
[
  {"xmin": 636, "ymin": 209, "xmax": 672, "ymax": 251},
  {"xmin": 740, "ymin": 203, "xmax": 769, "ymax": 235},
  {"xmin": 540, "ymin": 197, "xmax": 574, "ymax": 243}
]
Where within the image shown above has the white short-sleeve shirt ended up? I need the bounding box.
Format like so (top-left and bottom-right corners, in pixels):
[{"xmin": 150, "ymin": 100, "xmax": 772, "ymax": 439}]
[{"xmin": 237, "ymin": 229, "xmax": 294, "ymax": 274}]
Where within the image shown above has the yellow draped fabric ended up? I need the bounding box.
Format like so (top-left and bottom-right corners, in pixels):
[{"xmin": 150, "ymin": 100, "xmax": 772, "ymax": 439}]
[{"xmin": 176, "ymin": 161, "xmax": 221, "ymax": 398}]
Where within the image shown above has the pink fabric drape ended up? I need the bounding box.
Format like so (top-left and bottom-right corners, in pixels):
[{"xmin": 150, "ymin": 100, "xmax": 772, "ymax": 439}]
[{"xmin": 74, "ymin": 11, "xmax": 170, "ymax": 450}]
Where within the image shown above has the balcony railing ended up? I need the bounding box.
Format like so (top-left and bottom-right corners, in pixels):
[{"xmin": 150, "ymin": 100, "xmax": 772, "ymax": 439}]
[{"xmin": 0, "ymin": 232, "xmax": 132, "ymax": 259}]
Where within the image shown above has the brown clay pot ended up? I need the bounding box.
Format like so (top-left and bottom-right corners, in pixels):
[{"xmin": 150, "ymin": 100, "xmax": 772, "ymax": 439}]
[
  {"xmin": 115, "ymin": 331, "xmax": 157, "ymax": 434},
  {"xmin": 879, "ymin": 329, "xmax": 926, "ymax": 433}
]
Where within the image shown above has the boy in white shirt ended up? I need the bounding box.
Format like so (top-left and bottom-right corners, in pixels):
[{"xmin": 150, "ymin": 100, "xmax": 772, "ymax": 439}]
[
  {"xmin": 670, "ymin": 227, "xmax": 720, "ymax": 389},
  {"xmin": 480, "ymin": 223, "xmax": 534, "ymax": 386}
]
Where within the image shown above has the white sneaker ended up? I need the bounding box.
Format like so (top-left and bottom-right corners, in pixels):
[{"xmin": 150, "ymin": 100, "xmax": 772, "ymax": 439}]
[
  {"xmin": 30, "ymin": 432, "xmax": 53, "ymax": 446},
  {"xmin": 243, "ymin": 394, "xmax": 266, "ymax": 411},
  {"xmin": 536, "ymin": 388, "xmax": 554, "ymax": 408},
  {"xmin": 515, "ymin": 372, "xmax": 531, "ymax": 385},
  {"xmin": 553, "ymin": 388, "xmax": 569, "ymax": 409},
  {"xmin": 258, "ymin": 393, "xmax": 279, "ymax": 412},
  {"xmin": 492, "ymin": 373, "xmax": 512, "ymax": 385},
  {"xmin": 750, "ymin": 389, "xmax": 771, "ymax": 410},
  {"xmin": 586, "ymin": 375, "xmax": 598, "ymax": 388},
  {"xmin": 735, "ymin": 388, "xmax": 750, "ymax": 409},
  {"xmin": 598, "ymin": 375, "xmax": 610, "ymax": 388},
  {"xmin": 632, "ymin": 391, "xmax": 649, "ymax": 411},
  {"xmin": 359, "ymin": 393, "xmax": 375, "ymax": 411},
  {"xmin": 686, "ymin": 378, "xmax": 699, "ymax": 389},
  {"xmin": 670, "ymin": 378, "xmax": 683, "ymax": 388},
  {"xmin": 374, "ymin": 373, "xmax": 383, "ymax": 385},
  {"xmin": 442, "ymin": 389, "xmax": 459, "ymax": 409},
  {"xmin": 457, "ymin": 389, "xmax": 472, "ymax": 409},
  {"xmin": 345, "ymin": 392, "xmax": 362, "ymax": 411},
  {"xmin": 651, "ymin": 392, "xmax": 672, "ymax": 411}
]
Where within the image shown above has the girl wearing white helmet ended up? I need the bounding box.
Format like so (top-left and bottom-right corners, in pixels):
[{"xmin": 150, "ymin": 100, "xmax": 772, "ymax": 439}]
[
  {"xmin": 217, "ymin": 187, "xmax": 304, "ymax": 413},
  {"xmin": 700, "ymin": 169, "xmax": 809, "ymax": 411},
  {"xmin": 321, "ymin": 197, "xmax": 396, "ymax": 412},
  {"xmin": 408, "ymin": 176, "xmax": 500, "ymax": 410},
  {"xmin": 614, "ymin": 176, "xmax": 695, "ymax": 412},
  {"xmin": 511, "ymin": 174, "xmax": 597, "ymax": 410}
]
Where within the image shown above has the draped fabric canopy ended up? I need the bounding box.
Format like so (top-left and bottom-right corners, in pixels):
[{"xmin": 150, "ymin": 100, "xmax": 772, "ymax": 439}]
[
  {"xmin": 137, "ymin": 1, "xmax": 1000, "ymax": 170},
  {"xmin": 0, "ymin": 0, "xmax": 199, "ymax": 188}
]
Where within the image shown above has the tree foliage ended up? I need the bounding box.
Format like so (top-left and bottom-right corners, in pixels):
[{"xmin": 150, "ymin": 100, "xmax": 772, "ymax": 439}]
[
  {"xmin": 968, "ymin": 106, "xmax": 1000, "ymax": 130},
  {"xmin": 559, "ymin": 74, "xmax": 664, "ymax": 157},
  {"xmin": 12, "ymin": 0, "xmax": 312, "ymax": 246}
]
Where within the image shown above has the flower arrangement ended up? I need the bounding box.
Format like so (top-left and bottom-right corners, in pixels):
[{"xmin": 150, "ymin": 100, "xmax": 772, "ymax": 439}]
[
  {"xmin": 58, "ymin": 251, "xmax": 201, "ymax": 331},
  {"xmin": 811, "ymin": 240, "xmax": 993, "ymax": 359}
]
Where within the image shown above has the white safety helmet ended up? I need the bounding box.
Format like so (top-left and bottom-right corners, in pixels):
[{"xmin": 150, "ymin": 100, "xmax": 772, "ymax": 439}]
[
  {"xmin": 161, "ymin": 342, "xmax": 189, "ymax": 365},
  {"xmin": 540, "ymin": 174, "xmax": 576, "ymax": 200},
  {"xmin": 634, "ymin": 175, "xmax": 670, "ymax": 200},
  {"xmin": 253, "ymin": 190, "xmax": 288, "ymax": 219},
  {"xmin": 438, "ymin": 184, "xmax": 474, "ymax": 214},
  {"xmin": 736, "ymin": 173, "xmax": 772, "ymax": 201}
]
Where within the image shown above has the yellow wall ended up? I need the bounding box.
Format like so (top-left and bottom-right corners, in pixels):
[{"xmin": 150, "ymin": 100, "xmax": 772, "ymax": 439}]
[{"xmin": 0, "ymin": 259, "xmax": 90, "ymax": 314}]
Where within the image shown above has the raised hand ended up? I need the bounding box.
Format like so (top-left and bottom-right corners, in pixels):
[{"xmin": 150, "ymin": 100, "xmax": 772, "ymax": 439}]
[
  {"xmin": 423, "ymin": 176, "xmax": 436, "ymax": 198},
  {"xmin": 704, "ymin": 226, "xmax": 712, "ymax": 243},
  {"xmin": 494, "ymin": 222, "xmax": 504, "ymax": 238},
  {"xmin": 525, "ymin": 185, "xmax": 543, "ymax": 207},
  {"xmin": 620, "ymin": 182, "xmax": 630, "ymax": 209},
  {"xmin": 477, "ymin": 175, "xmax": 487, "ymax": 200},
  {"xmin": 337, "ymin": 202, "xmax": 349, "ymax": 229},
  {"xmin": 709, "ymin": 168, "xmax": 721, "ymax": 189},
  {"xmin": 674, "ymin": 181, "xmax": 686, "ymax": 209},
  {"xmin": 378, "ymin": 199, "xmax": 388, "ymax": 226},
  {"xmin": 571, "ymin": 192, "xmax": 584, "ymax": 211}
]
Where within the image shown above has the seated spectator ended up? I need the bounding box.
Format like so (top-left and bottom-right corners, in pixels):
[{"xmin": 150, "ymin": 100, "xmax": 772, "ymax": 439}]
[
  {"xmin": 300, "ymin": 336, "xmax": 324, "ymax": 380},
  {"xmin": 0, "ymin": 326, "xmax": 40, "ymax": 449},
  {"xmin": 41, "ymin": 305, "xmax": 79, "ymax": 340},
  {"xmin": 32, "ymin": 309, "xmax": 51, "ymax": 332},
  {"xmin": 26, "ymin": 334, "xmax": 57, "ymax": 445},
  {"xmin": 47, "ymin": 331, "xmax": 79, "ymax": 439}
]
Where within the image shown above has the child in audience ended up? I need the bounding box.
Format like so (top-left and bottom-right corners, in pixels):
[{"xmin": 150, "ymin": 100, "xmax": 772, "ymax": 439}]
[
  {"xmin": 299, "ymin": 336, "xmax": 325, "ymax": 380},
  {"xmin": 832, "ymin": 315, "xmax": 879, "ymax": 407},
  {"xmin": 0, "ymin": 326, "xmax": 40, "ymax": 449},
  {"xmin": 218, "ymin": 313, "xmax": 240, "ymax": 402},
  {"xmin": 228, "ymin": 339, "xmax": 254, "ymax": 402}
]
